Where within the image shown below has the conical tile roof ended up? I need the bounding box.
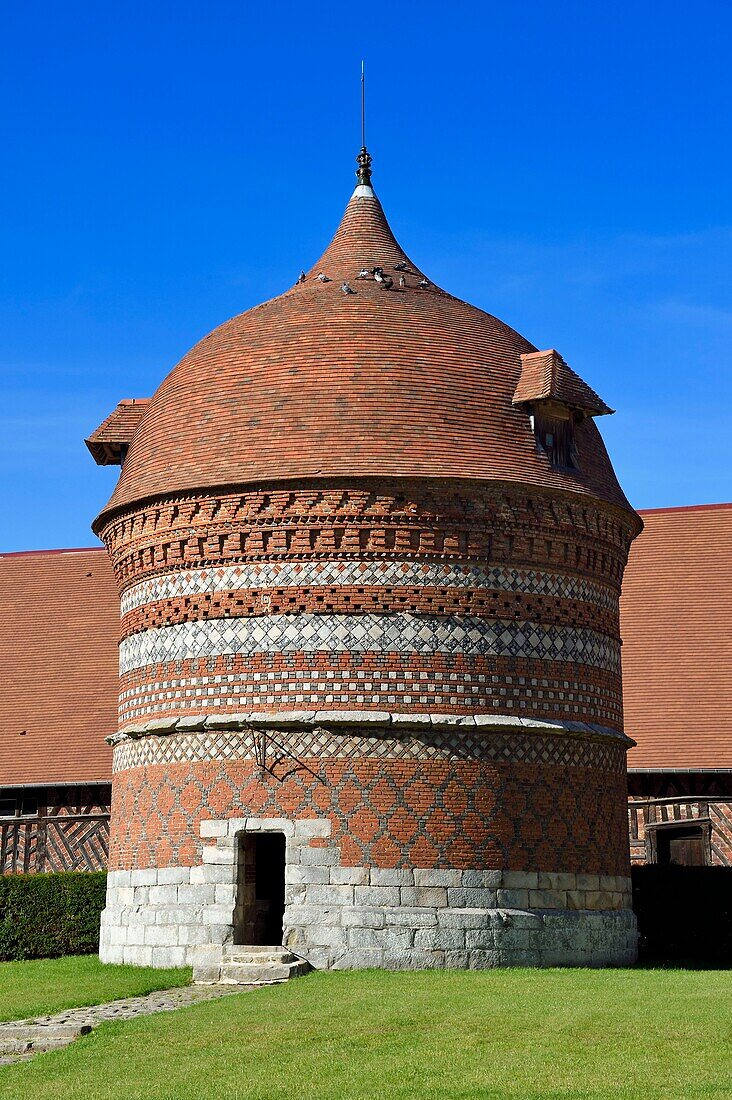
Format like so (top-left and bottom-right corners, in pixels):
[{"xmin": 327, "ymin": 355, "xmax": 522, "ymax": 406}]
[{"xmin": 96, "ymin": 158, "xmax": 634, "ymax": 525}]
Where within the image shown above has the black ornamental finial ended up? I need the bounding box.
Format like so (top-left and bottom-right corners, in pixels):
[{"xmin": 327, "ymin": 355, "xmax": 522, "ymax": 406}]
[{"xmin": 356, "ymin": 146, "xmax": 373, "ymax": 186}]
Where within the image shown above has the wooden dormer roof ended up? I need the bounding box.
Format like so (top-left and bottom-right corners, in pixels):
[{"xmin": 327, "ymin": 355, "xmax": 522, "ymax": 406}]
[
  {"xmin": 513, "ymin": 350, "xmax": 613, "ymax": 417},
  {"xmin": 85, "ymin": 399, "xmax": 150, "ymax": 465}
]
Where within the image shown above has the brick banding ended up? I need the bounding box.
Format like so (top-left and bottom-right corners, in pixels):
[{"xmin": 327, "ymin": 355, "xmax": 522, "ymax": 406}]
[
  {"xmin": 120, "ymin": 586, "xmax": 619, "ymax": 640},
  {"xmin": 118, "ymin": 654, "xmax": 623, "ymax": 729},
  {"xmin": 118, "ymin": 614, "xmax": 621, "ymax": 676},
  {"xmin": 119, "ymin": 561, "xmax": 619, "ymax": 615}
]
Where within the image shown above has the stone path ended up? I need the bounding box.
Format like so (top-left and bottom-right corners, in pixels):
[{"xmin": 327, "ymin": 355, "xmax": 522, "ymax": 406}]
[{"xmin": 0, "ymin": 984, "xmax": 245, "ymax": 1067}]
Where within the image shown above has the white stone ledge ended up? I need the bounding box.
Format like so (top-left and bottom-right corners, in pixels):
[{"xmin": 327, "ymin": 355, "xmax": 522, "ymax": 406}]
[{"xmin": 109, "ymin": 710, "xmax": 633, "ymax": 747}]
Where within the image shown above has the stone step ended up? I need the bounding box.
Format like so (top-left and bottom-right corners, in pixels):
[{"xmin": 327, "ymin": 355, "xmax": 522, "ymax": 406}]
[
  {"xmin": 0, "ymin": 1028, "xmax": 87, "ymax": 1056},
  {"xmin": 217, "ymin": 959, "xmax": 310, "ymax": 985},
  {"xmin": 223, "ymin": 949, "xmax": 299, "ymax": 965}
]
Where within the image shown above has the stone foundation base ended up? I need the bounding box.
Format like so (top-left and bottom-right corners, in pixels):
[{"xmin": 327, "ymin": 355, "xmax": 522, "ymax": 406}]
[{"xmin": 100, "ymin": 816, "xmax": 637, "ymax": 970}]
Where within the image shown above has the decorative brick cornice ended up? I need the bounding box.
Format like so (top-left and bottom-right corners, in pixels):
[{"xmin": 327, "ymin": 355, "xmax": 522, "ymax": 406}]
[{"xmin": 97, "ymin": 481, "xmax": 636, "ymax": 596}]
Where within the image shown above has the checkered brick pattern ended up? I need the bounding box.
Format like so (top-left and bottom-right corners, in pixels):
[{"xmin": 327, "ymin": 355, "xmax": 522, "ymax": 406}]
[
  {"xmin": 120, "ymin": 561, "xmax": 618, "ymax": 615},
  {"xmin": 109, "ymin": 753, "xmax": 630, "ymax": 876},
  {"xmin": 118, "ymin": 654, "xmax": 623, "ymax": 728},
  {"xmin": 119, "ymin": 614, "xmax": 621, "ymax": 676},
  {"xmin": 112, "ymin": 726, "xmax": 626, "ymax": 775}
]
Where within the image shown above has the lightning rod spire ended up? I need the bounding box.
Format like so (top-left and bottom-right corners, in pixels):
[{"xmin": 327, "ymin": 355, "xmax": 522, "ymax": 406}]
[{"xmin": 356, "ymin": 61, "xmax": 373, "ymax": 187}]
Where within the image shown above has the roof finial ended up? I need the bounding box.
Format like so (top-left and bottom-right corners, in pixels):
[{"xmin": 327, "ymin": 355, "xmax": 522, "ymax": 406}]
[{"xmin": 356, "ymin": 61, "xmax": 372, "ymax": 187}]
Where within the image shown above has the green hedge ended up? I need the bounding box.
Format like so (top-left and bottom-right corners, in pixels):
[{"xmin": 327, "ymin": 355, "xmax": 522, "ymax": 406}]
[{"xmin": 0, "ymin": 872, "xmax": 107, "ymax": 961}]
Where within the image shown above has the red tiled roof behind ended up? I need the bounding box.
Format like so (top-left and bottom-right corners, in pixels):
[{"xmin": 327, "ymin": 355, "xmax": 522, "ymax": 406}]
[
  {"xmin": 96, "ymin": 188, "xmax": 634, "ymax": 526},
  {"xmin": 0, "ymin": 548, "xmax": 117, "ymax": 784},
  {"xmin": 621, "ymin": 504, "xmax": 732, "ymax": 770}
]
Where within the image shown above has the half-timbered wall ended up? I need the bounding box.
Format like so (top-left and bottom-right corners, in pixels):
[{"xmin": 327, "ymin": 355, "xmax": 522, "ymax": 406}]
[
  {"xmin": 0, "ymin": 785, "xmax": 111, "ymax": 874},
  {"xmin": 628, "ymin": 773, "xmax": 732, "ymax": 867}
]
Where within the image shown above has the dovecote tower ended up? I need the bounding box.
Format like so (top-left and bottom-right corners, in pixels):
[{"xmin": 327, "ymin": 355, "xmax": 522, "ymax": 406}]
[{"xmin": 88, "ymin": 149, "xmax": 641, "ymax": 973}]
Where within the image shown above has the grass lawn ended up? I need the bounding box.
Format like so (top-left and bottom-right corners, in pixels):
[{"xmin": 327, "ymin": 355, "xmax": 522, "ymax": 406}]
[
  {"xmin": 0, "ymin": 968, "xmax": 730, "ymax": 1099},
  {"xmin": 0, "ymin": 956, "xmax": 191, "ymax": 1022}
]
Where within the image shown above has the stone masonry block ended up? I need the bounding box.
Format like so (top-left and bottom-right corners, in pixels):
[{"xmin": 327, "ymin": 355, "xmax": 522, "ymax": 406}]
[
  {"xmin": 437, "ymin": 908, "xmax": 492, "ymax": 930},
  {"xmin": 200, "ymin": 819, "xmax": 229, "ymax": 838},
  {"xmin": 537, "ymin": 873, "xmax": 576, "ymax": 891},
  {"xmin": 330, "ymin": 866, "xmax": 369, "ymax": 886},
  {"xmin": 528, "ymin": 890, "xmax": 567, "ymax": 909},
  {"xmin": 178, "ymin": 884, "xmax": 216, "ymax": 906},
  {"xmin": 349, "ymin": 927, "xmax": 413, "ymax": 950},
  {"xmin": 178, "ymin": 925, "xmax": 213, "ymax": 946},
  {"xmin": 123, "ymin": 945, "xmax": 153, "ymax": 967},
  {"xmin": 496, "ymin": 889, "xmax": 529, "ymax": 908},
  {"xmin": 460, "ymin": 870, "xmax": 503, "ymax": 888},
  {"xmin": 253, "ymin": 818, "xmax": 295, "ymax": 835},
  {"xmin": 306, "ymin": 885, "xmax": 354, "ymax": 907},
  {"xmin": 332, "ymin": 949, "xmax": 383, "ymax": 970},
  {"xmin": 414, "ymin": 928, "xmax": 466, "ymax": 951},
  {"xmin": 383, "ymin": 950, "xmax": 445, "ymax": 970},
  {"xmin": 300, "ymin": 846, "xmax": 340, "ymax": 867},
  {"xmin": 446, "ymin": 888, "xmax": 497, "ymax": 908},
  {"xmin": 502, "ymin": 871, "xmax": 539, "ymax": 890},
  {"xmin": 285, "ymin": 906, "xmax": 339, "ymax": 927},
  {"xmin": 341, "ymin": 907, "xmax": 385, "ymax": 929},
  {"xmin": 202, "ymin": 904, "xmax": 235, "ymax": 925},
  {"xmin": 370, "ymin": 868, "xmax": 414, "ymax": 887},
  {"xmin": 158, "ymin": 868, "xmax": 191, "ymax": 885},
  {"xmin": 130, "ymin": 869, "xmax": 159, "ymax": 887},
  {"xmin": 148, "ymin": 885, "xmax": 178, "ymax": 905},
  {"xmin": 200, "ymin": 865, "xmax": 237, "ymax": 885},
  {"xmin": 305, "ymin": 925, "xmax": 348, "ymax": 949},
  {"xmin": 386, "ymin": 907, "xmax": 437, "ymax": 927},
  {"xmin": 150, "ymin": 946, "xmax": 187, "ymax": 968},
  {"xmin": 145, "ymin": 925, "xmax": 178, "ymax": 946},
  {"xmin": 414, "ymin": 869, "xmax": 462, "ymax": 888},
  {"xmin": 202, "ymin": 846, "xmax": 232, "ymax": 865},
  {"xmin": 102, "ymin": 945, "xmax": 125, "ymax": 965},
  {"xmin": 214, "ymin": 884, "xmax": 236, "ymax": 905},
  {"xmin": 287, "ymin": 866, "xmax": 331, "ymax": 886},
  {"xmin": 155, "ymin": 906, "xmax": 202, "ymax": 925},
  {"xmin": 400, "ymin": 887, "xmax": 447, "ymax": 907},
  {"xmin": 355, "ymin": 886, "xmax": 401, "ymax": 907}
]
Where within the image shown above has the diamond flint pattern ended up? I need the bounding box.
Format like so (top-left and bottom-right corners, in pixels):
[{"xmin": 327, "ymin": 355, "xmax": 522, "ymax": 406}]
[
  {"xmin": 120, "ymin": 561, "xmax": 617, "ymax": 615},
  {"xmin": 112, "ymin": 727, "xmax": 624, "ymax": 775},
  {"xmin": 119, "ymin": 613, "xmax": 621, "ymax": 675}
]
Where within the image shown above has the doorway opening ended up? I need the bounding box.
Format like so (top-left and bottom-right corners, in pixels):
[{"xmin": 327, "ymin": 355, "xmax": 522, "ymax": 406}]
[
  {"xmin": 234, "ymin": 832, "xmax": 286, "ymax": 945},
  {"xmin": 655, "ymin": 823, "xmax": 709, "ymax": 867}
]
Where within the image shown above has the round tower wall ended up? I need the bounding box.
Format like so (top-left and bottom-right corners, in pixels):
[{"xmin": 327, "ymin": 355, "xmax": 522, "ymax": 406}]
[{"xmin": 98, "ymin": 479, "xmax": 637, "ymax": 971}]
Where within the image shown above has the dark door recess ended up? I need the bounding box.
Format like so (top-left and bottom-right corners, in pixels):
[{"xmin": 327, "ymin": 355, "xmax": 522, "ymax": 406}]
[
  {"xmin": 254, "ymin": 833, "xmax": 286, "ymax": 944},
  {"xmin": 657, "ymin": 825, "xmax": 707, "ymax": 867},
  {"xmin": 234, "ymin": 832, "xmax": 286, "ymax": 946}
]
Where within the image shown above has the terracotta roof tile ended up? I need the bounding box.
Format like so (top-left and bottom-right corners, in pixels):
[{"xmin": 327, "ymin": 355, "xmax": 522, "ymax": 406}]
[
  {"xmin": 94, "ymin": 181, "xmax": 634, "ymax": 526},
  {"xmin": 621, "ymin": 504, "xmax": 732, "ymax": 770},
  {"xmin": 86, "ymin": 399, "xmax": 150, "ymax": 466},
  {"xmin": 514, "ymin": 350, "xmax": 613, "ymax": 416},
  {"xmin": 0, "ymin": 548, "xmax": 117, "ymax": 784}
]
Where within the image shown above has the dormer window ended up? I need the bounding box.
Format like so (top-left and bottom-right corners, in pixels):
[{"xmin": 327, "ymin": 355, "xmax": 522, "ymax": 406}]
[
  {"xmin": 533, "ymin": 406, "xmax": 578, "ymax": 470},
  {"xmin": 513, "ymin": 349, "xmax": 614, "ymax": 474}
]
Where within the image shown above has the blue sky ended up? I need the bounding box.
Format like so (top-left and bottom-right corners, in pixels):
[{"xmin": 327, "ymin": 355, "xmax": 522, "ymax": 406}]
[{"xmin": 1, "ymin": 1, "xmax": 730, "ymax": 551}]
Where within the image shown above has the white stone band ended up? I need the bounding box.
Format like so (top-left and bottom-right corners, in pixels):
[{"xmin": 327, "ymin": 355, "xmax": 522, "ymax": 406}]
[
  {"xmin": 111, "ymin": 708, "xmax": 632, "ymax": 745},
  {"xmin": 120, "ymin": 561, "xmax": 618, "ymax": 615},
  {"xmin": 119, "ymin": 613, "xmax": 620, "ymax": 675}
]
